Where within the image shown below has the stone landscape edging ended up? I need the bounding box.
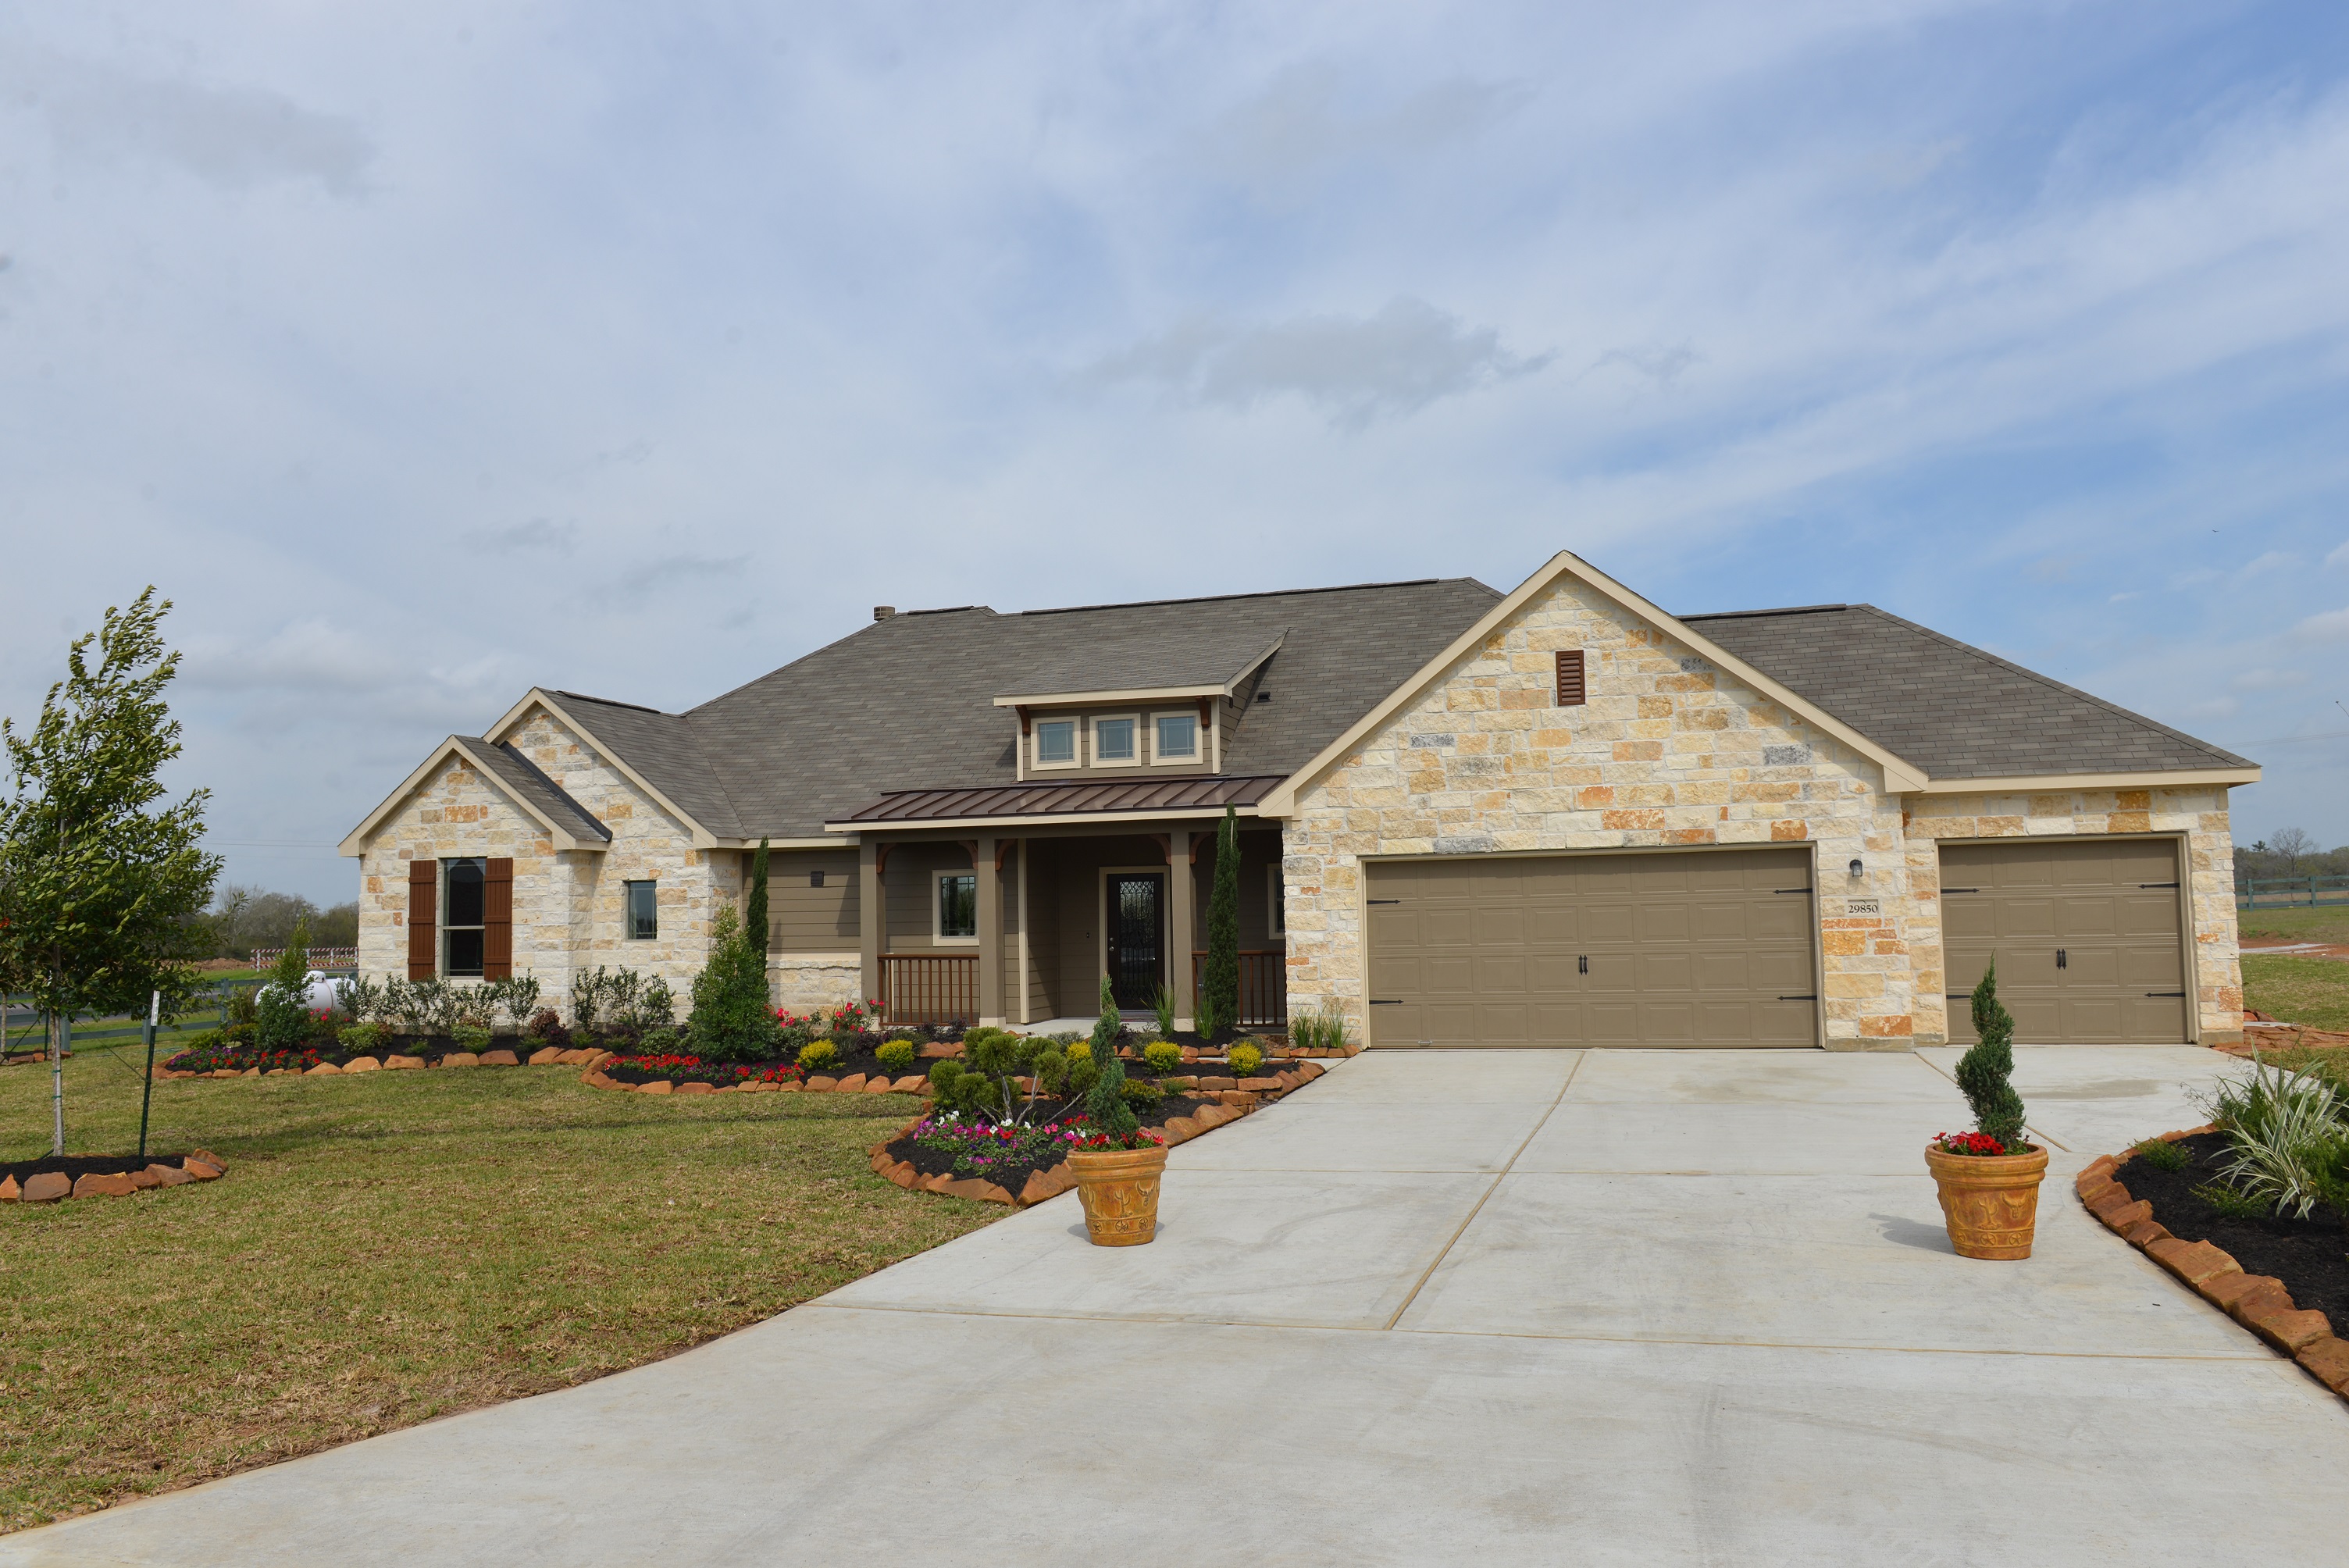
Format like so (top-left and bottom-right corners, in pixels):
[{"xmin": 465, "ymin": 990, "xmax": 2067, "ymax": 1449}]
[
  {"xmin": 155, "ymin": 1046, "xmax": 619, "ymax": 1079},
  {"xmin": 576, "ymin": 1048, "xmax": 1340, "ymax": 1108},
  {"xmin": 2078, "ymin": 1126, "xmax": 2349, "ymax": 1405},
  {"xmin": 860, "ymin": 1062, "xmax": 1320, "ymax": 1209},
  {"xmin": 1, "ymin": 1149, "xmax": 229, "ymax": 1204}
]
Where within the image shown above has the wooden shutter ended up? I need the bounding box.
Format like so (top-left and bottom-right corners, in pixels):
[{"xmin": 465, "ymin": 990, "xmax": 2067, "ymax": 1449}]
[
  {"xmin": 483, "ymin": 858, "xmax": 514, "ymax": 980},
  {"xmin": 407, "ymin": 860, "xmax": 437, "ymax": 979},
  {"xmin": 1556, "ymin": 649, "xmax": 1587, "ymax": 707}
]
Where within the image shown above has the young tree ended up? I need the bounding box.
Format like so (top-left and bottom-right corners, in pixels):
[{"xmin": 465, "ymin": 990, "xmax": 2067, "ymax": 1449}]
[
  {"xmin": 686, "ymin": 903, "xmax": 781, "ymax": 1061},
  {"xmin": 746, "ymin": 838, "xmax": 771, "ymax": 957},
  {"xmin": 1198, "ymin": 805, "xmax": 1241, "ymax": 1043},
  {"xmin": 0, "ymin": 589, "xmax": 220, "ymax": 1154}
]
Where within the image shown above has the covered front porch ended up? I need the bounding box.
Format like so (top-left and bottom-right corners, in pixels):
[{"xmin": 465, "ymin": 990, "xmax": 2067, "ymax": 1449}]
[{"xmin": 832, "ymin": 779, "xmax": 1289, "ymax": 1032}]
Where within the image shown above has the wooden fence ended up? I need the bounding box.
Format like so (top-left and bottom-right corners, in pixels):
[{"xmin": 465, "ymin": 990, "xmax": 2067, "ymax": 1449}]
[
  {"xmin": 250, "ymin": 946, "xmax": 360, "ymax": 971},
  {"xmin": 1192, "ymin": 950, "xmax": 1287, "ymax": 1027},
  {"xmin": 880, "ymin": 953, "xmax": 978, "ymax": 1027}
]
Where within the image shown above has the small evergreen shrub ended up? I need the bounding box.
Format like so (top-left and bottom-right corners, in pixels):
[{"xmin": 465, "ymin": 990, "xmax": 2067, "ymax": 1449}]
[
  {"xmin": 877, "ymin": 1038, "xmax": 918, "ymax": 1073},
  {"xmin": 451, "ymin": 1024, "xmax": 492, "ymax": 1053},
  {"xmin": 2191, "ymin": 1180, "xmax": 2272, "ymax": 1221},
  {"xmin": 571, "ymin": 1028, "xmax": 597, "ymax": 1049},
  {"xmin": 1142, "ymin": 1040, "xmax": 1183, "ymax": 1074},
  {"xmin": 686, "ymin": 906, "xmax": 783, "ymax": 1061},
  {"xmin": 340, "ymin": 1021, "xmax": 385, "ymax": 1053},
  {"xmin": 1950, "ymin": 964, "xmax": 2026, "ymax": 1153},
  {"xmin": 797, "ymin": 1039, "xmax": 841, "ymax": 1073},
  {"xmin": 2130, "ymin": 1137, "xmax": 2188, "ymax": 1172},
  {"xmin": 1121, "ymin": 1078, "xmax": 1164, "ymax": 1113},
  {"xmin": 1227, "ymin": 1042, "xmax": 1264, "ymax": 1078},
  {"xmin": 1084, "ymin": 975, "xmax": 1139, "ymax": 1139},
  {"xmin": 640, "ymin": 1027, "xmax": 683, "ymax": 1054}
]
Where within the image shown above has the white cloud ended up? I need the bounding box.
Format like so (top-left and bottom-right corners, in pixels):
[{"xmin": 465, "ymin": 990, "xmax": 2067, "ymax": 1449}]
[
  {"xmin": 2327, "ymin": 540, "xmax": 2349, "ymax": 568},
  {"xmin": 2293, "ymin": 608, "xmax": 2349, "ymax": 643},
  {"xmin": 2232, "ymin": 668, "xmax": 2309, "ymax": 692},
  {"xmin": 1094, "ymin": 297, "xmax": 1552, "ymax": 427}
]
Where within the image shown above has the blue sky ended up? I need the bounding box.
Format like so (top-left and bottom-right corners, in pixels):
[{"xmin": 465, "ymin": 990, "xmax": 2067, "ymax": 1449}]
[{"xmin": 3, "ymin": 1, "xmax": 2346, "ymax": 904}]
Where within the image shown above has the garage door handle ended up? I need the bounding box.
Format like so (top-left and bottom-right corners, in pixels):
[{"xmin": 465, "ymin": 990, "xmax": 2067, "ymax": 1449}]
[
  {"xmin": 1777, "ymin": 994, "xmax": 1818, "ymax": 1001},
  {"xmin": 1772, "ymin": 887, "xmax": 1812, "ymax": 895},
  {"xmin": 2056, "ymin": 948, "xmax": 2066, "ymax": 969},
  {"xmin": 2140, "ymin": 882, "xmax": 2180, "ymax": 889},
  {"xmin": 2144, "ymin": 990, "xmax": 2186, "ymax": 998},
  {"xmin": 1941, "ymin": 887, "xmax": 1979, "ymax": 893},
  {"xmin": 1368, "ymin": 999, "xmax": 1403, "ymax": 1005},
  {"xmin": 1367, "ymin": 899, "xmax": 1402, "ymax": 905}
]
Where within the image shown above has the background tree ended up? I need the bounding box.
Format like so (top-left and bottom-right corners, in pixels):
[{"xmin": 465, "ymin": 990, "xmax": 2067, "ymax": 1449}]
[
  {"xmin": 1198, "ymin": 806, "xmax": 1241, "ymax": 1042},
  {"xmin": 0, "ymin": 588, "xmax": 220, "ymax": 1154}
]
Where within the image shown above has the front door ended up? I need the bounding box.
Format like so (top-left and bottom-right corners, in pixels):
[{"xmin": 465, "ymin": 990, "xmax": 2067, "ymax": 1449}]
[{"xmin": 1105, "ymin": 872, "xmax": 1166, "ymax": 1009}]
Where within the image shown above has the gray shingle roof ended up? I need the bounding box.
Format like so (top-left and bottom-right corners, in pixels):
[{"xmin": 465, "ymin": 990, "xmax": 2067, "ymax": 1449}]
[
  {"xmin": 555, "ymin": 578, "xmax": 1504, "ymax": 840},
  {"xmin": 1685, "ymin": 604, "xmax": 2254, "ymax": 779},
  {"xmin": 460, "ymin": 739, "xmax": 612, "ymax": 843},
  {"xmin": 996, "ymin": 626, "xmax": 1286, "ymax": 700}
]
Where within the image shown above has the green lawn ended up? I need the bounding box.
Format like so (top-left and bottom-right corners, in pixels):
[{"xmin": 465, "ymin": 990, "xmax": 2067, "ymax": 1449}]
[
  {"xmin": 2241, "ymin": 953, "xmax": 2349, "ymax": 1032},
  {"xmin": 0, "ymin": 1056, "xmax": 993, "ymax": 1534},
  {"xmin": 2236, "ymin": 902, "xmax": 2349, "ymax": 944}
]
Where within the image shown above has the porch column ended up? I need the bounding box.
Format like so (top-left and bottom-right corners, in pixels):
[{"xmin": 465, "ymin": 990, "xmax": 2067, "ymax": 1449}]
[
  {"xmin": 857, "ymin": 839, "xmax": 882, "ymax": 1011},
  {"xmin": 1014, "ymin": 839, "xmax": 1032, "ymax": 1027},
  {"xmin": 1168, "ymin": 827, "xmax": 1195, "ymax": 1032},
  {"xmin": 976, "ymin": 835, "xmax": 1004, "ymax": 1026}
]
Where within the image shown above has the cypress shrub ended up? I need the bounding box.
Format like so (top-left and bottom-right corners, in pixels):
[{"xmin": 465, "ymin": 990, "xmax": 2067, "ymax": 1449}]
[
  {"xmin": 746, "ymin": 838, "xmax": 770, "ymax": 957},
  {"xmin": 1085, "ymin": 974, "xmax": 1139, "ymax": 1137},
  {"xmin": 1199, "ymin": 806, "xmax": 1241, "ymax": 1042},
  {"xmin": 1955, "ymin": 963, "xmax": 2027, "ymax": 1151}
]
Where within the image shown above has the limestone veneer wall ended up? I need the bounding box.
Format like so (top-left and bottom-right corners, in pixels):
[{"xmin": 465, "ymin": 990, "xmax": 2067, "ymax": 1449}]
[
  {"xmin": 355, "ymin": 704, "xmax": 733, "ymax": 1016},
  {"xmin": 1905, "ymin": 786, "xmax": 2241, "ymax": 1046}
]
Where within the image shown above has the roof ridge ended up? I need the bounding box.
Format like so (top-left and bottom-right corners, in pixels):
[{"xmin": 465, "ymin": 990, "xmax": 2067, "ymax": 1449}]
[
  {"xmin": 1680, "ymin": 604, "xmax": 1850, "ymax": 621},
  {"xmin": 1015, "ymin": 577, "xmax": 1481, "ymax": 618},
  {"xmin": 1845, "ymin": 604, "xmax": 2255, "ymax": 770},
  {"xmin": 551, "ymin": 690, "xmax": 666, "ymax": 715}
]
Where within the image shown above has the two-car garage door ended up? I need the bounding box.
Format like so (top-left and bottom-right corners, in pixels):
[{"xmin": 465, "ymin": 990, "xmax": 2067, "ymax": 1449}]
[{"xmin": 1364, "ymin": 848, "xmax": 1818, "ymax": 1046}]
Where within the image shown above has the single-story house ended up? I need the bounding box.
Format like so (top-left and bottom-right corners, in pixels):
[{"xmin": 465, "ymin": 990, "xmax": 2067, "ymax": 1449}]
[{"xmin": 342, "ymin": 551, "xmax": 2259, "ymax": 1049}]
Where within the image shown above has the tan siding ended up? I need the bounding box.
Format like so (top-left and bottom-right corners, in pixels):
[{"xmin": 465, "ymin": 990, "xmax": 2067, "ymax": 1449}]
[{"xmin": 767, "ymin": 849, "xmax": 858, "ymax": 953}]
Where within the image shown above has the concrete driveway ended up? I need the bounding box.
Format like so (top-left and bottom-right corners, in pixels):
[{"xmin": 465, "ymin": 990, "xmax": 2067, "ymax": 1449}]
[{"xmin": 9, "ymin": 1046, "xmax": 2344, "ymax": 1566}]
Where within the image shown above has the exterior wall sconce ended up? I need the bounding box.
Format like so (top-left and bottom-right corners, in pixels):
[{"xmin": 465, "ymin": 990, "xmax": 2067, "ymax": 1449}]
[{"xmin": 1848, "ymin": 857, "xmax": 1864, "ymax": 877}]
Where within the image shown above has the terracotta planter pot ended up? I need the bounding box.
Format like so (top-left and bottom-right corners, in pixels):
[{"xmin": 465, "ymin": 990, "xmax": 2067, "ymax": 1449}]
[
  {"xmin": 1925, "ymin": 1142, "xmax": 2049, "ymax": 1260},
  {"xmin": 1068, "ymin": 1143, "xmax": 1167, "ymax": 1247}
]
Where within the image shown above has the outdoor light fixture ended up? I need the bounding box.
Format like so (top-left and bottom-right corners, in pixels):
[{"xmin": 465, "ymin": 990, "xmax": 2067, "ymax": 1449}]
[{"xmin": 1848, "ymin": 857, "xmax": 1864, "ymax": 877}]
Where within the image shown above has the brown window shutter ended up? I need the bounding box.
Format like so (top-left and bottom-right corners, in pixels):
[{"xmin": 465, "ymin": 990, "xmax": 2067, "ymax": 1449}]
[
  {"xmin": 1556, "ymin": 649, "xmax": 1587, "ymax": 707},
  {"xmin": 408, "ymin": 860, "xmax": 437, "ymax": 979},
  {"xmin": 483, "ymin": 858, "xmax": 514, "ymax": 980}
]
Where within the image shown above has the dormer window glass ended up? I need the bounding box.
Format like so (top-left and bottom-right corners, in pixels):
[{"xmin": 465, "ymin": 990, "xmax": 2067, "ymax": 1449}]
[
  {"xmin": 1093, "ymin": 716, "xmax": 1137, "ymax": 764},
  {"xmin": 1153, "ymin": 712, "xmax": 1199, "ymax": 764},
  {"xmin": 1035, "ymin": 719, "xmax": 1078, "ymax": 768}
]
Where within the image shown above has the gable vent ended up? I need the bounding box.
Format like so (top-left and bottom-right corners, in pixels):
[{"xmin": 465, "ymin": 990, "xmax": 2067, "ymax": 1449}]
[{"xmin": 1556, "ymin": 650, "xmax": 1586, "ymax": 707}]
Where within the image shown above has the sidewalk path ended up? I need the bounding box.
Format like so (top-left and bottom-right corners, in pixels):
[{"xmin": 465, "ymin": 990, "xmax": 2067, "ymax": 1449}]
[{"xmin": 8, "ymin": 1046, "xmax": 2341, "ymax": 1566}]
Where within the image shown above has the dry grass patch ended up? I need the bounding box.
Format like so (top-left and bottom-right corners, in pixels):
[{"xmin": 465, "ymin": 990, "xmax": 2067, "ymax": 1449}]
[{"xmin": 0, "ymin": 1057, "xmax": 994, "ymax": 1534}]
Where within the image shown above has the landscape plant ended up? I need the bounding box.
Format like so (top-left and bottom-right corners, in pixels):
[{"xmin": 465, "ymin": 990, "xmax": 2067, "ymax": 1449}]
[
  {"xmin": 451, "ymin": 1024, "xmax": 493, "ymax": 1053},
  {"xmin": 1142, "ymin": 1039, "xmax": 1182, "ymax": 1074},
  {"xmin": 1937, "ymin": 964, "xmax": 2026, "ymax": 1154},
  {"xmin": 686, "ymin": 905, "xmax": 782, "ymax": 1060},
  {"xmin": 797, "ymin": 1039, "xmax": 841, "ymax": 1074},
  {"xmin": 746, "ymin": 838, "xmax": 770, "ymax": 958},
  {"xmin": 1083, "ymin": 974, "xmax": 1141, "ymax": 1140},
  {"xmin": 0, "ymin": 587, "xmax": 220, "ymax": 1153},
  {"xmin": 1288, "ymin": 1003, "xmax": 1351, "ymax": 1053},
  {"xmin": 252, "ymin": 916, "xmax": 315, "ymax": 1053},
  {"xmin": 2198, "ymin": 1054, "xmax": 2349, "ymax": 1221},
  {"xmin": 876, "ymin": 1038, "xmax": 917, "ymax": 1074},
  {"xmin": 1228, "ymin": 1041, "xmax": 1263, "ymax": 1078},
  {"xmin": 1197, "ymin": 805, "xmax": 1242, "ymax": 1042},
  {"xmin": 1152, "ymin": 983, "xmax": 1177, "ymax": 1042}
]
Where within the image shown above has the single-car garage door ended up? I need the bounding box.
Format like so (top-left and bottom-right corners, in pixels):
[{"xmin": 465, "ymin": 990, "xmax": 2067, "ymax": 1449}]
[
  {"xmin": 1364, "ymin": 848, "xmax": 1817, "ymax": 1046},
  {"xmin": 1940, "ymin": 839, "xmax": 2189, "ymax": 1045}
]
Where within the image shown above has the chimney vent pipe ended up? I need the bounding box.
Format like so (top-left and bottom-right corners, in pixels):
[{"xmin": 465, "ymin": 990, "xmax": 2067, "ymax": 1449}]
[{"xmin": 873, "ymin": 605, "xmax": 896, "ymax": 621}]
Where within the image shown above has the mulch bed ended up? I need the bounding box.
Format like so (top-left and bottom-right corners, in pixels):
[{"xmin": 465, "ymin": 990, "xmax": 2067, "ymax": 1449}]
[
  {"xmin": 887, "ymin": 1091, "xmax": 1213, "ymax": 1196},
  {"xmin": 2080, "ymin": 1132, "xmax": 2349, "ymax": 1403},
  {"xmin": 2112, "ymin": 1131, "xmax": 2349, "ymax": 1330},
  {"xmin": 2, "ymin": 1149, "xmax": 228, "ymax": 1203}
]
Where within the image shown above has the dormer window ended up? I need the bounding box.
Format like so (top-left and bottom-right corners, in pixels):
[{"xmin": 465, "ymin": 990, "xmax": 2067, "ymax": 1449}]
[
  {"xmin": 1093, "ymin": 715, "xmax": 1137, "ymax": 764},
  {"xmin": 1153, "ymin": 711, "xmax": 1199, "ymax": 764},
  {"xmin": 1035, "ymin": 719, "xmax": 1078, "ymax": 768}
]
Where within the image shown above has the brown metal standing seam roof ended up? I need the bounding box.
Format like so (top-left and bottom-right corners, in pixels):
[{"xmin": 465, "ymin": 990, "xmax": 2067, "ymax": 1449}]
[{"xmin": 838, "ymin": 775, "xmax": 1286, "ymax": 825}]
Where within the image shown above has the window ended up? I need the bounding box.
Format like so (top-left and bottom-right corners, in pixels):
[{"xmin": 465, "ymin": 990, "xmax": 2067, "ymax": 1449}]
[
  {"xmin": 935, "ymin": 871, "xmax": 978, "ymax": 943},
  {"xmin": 443, "ymin": 858, "xmax": 486, "ymax": 976},
  {"xmin": 1153, "ymin": 711, "xmax": 1199, "ymax": 764},
  {"xmin": 1035, "ymin": 719, "xmax": 1078, "ymax": 768},
  {"xmin": 1093, "ymin": 715, "xmax": 1138, "ymax": 764},
  {"xmin": 626, "ymin": 880, "xmax": 658, "ymax": 940},
  {"xmin": 1268, "ymin": 865, "xmax": 1286, "ymax": 938}
]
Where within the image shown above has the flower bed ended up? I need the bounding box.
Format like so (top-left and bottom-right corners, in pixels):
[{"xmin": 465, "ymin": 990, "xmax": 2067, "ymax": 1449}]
[
  {"xmin": 2080, "ymin": 1130, "xmax": 2349, "ymax": 1403},
  {"xmin": 158, "ymin": 1035, "xmax": 615, "ymax": 1078},
  {"xmin": 2, "ymin": 1149, "xmax": 228, "ymax": 1203}
]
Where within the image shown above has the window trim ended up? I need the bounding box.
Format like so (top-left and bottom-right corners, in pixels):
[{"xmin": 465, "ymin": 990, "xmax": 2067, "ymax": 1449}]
[
  {"xmin": 1031, "ymin": 718, "xmax": 1081, "ymax": 771},
  {"xmin": 1267, "ymin": 864, "xmax": 1286, "ymax": 938},
  {"xmin": 1090, "ymin": 711, "xmax": 1142, "ymax": 767},
  {"xmin": 441, "ymin": 857, "xmax": 487, "ymax": 977},
  {"xmin": 1150, "ymin": 709, "xmax": 1201, "ymax": 766},
  {"xmin": 932, "ymin": 869, "xmax": 980, "ymax": 946},
  {"xmin": 624, "ymin": 878, "xmax": 659, "ymax": 942}
]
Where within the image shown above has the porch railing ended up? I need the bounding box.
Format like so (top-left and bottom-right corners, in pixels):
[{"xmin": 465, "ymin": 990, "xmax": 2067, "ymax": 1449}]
[
  {"xmin": 880, "ymin": 953, "xmax": 978, "ymax": 1027},
  {"xmin": 1191, "ymin": 949, "xmax": 1287, "ymax": 1028}
]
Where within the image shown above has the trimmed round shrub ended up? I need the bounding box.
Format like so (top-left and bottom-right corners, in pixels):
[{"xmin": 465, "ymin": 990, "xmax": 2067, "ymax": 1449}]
[
  {"xmin": 797, "ymin": 1039, "xmax": 841, "ymax": 1074},
  {"xmin": 1227, "ymin": 1042, "xmax": 1264, "ymax": 1078},
  {"xmin": 876, "ymin": 1038, "xmax": 918, "ymax": 1074},
  {"xmin": 1142, "ymin": 1040, "xmax": 1182, "ymax": 1074}
]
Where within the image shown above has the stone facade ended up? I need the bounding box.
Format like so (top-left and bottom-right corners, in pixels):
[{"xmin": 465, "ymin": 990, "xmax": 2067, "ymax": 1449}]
[
  {"xmin": 354, "ymin": 704, "xmax": 736, "ymax": 1018},
  {"xmin": 1278, "ymin": 572, "xmax": 2245, "ymax": 1049},
  {"xmin": 772, "ymin": 953, "xmax": 864, "ymax": 1014}
]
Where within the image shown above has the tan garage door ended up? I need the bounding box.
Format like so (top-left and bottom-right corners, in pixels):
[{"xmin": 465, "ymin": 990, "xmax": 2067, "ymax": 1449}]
[
  {"xmin": 1363, "ymin": 848, "xmax": 1818, "ymax": 1046},
  {"xmin": 1940, "ymin": 839, "xmax": 2188, "ymax": 1045}
]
